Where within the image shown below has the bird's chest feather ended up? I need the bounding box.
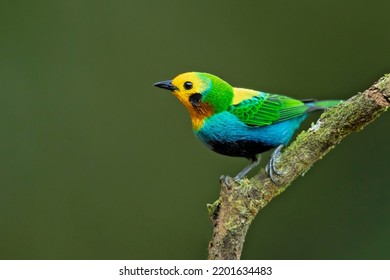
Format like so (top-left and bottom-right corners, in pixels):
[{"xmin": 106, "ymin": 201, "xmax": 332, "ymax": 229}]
[
  {"xmin": 195, "ymin": 112, "xmax": 247, "ymax": 142},
  {"xmin": 194, "ymin": 112, "xmax": 306, "ymax": 158}
]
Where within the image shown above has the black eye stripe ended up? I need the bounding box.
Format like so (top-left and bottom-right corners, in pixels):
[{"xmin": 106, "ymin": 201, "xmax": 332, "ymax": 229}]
[{"xmin": 184, "ymin": 81, "xmax": 193, "ymax": 90}]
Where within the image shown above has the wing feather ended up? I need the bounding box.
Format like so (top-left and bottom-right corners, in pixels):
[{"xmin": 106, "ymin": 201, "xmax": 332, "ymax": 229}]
[{"xmin": 228, "ymin": 88, "xmax": 310, "ymax": 127}]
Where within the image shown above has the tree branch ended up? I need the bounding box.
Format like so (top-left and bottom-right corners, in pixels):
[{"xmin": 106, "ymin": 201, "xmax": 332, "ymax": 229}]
[{"xmin": 207, "ymin": 74, "xmax": 390, "ymax": 260}]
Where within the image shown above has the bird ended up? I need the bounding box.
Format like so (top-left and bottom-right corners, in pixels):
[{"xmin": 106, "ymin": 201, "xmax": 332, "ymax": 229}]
[{"xmin": 154, "ymin": 72, "xmax": 341, "ymax": 184}]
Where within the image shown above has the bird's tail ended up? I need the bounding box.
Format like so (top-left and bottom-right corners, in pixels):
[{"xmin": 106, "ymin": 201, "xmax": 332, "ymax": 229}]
[
  {"xmin": 311, "ymin": 100, "xmax": 343, "ymax": 108},
  {"xmin": 303, "ymin": 99, "xmax": 343, "ymax": 112}
]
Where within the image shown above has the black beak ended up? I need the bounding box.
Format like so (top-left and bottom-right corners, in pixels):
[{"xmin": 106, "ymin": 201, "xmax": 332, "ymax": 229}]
[{"xmin": 153, "ymin": 80, "xmax": 177, "ymax": 91}]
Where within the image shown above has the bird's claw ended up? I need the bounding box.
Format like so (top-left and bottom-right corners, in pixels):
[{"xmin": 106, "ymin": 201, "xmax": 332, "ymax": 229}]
[
  {"xmin": 219, "ymin": 175, "xmax": 229, "ymax": 186},
  {"xmin": 265, "ymin": 145, "xmax": 285, "ymax": 185},
  {"xmin": 219, "ymin": 175, "xmax": 241, "ymax": 187},
  {"xmin": 265, "ymin": 162, "xmax": 284, "ymax": 176}
]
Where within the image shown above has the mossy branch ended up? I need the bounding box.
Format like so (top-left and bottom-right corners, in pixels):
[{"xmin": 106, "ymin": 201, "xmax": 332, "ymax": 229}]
[{"xmin": 207, "ymin": 74, "xmax": 390, "ymax": 260}]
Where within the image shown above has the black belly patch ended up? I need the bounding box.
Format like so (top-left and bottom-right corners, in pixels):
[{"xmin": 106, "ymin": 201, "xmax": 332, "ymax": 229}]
[{"xmin": 208, "ymin": 140, "xmax": 275, "ymax": 160}]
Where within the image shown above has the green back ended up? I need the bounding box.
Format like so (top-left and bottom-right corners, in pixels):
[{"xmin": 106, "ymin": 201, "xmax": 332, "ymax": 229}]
[{"xmin": 228, "ymin": 93, "xmax": 310, "ymax": 127}]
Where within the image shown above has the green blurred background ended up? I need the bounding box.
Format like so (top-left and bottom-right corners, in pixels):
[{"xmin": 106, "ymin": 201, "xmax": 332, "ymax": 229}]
[{"xmin": 1, "ymin": 0, "xmax": 389, "ymax": 259}]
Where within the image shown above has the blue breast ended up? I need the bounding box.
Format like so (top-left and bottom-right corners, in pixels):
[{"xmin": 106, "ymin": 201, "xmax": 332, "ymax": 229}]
[{"xmin": 194, "ymin": 111, "xmax": 307, "ymax": 159}]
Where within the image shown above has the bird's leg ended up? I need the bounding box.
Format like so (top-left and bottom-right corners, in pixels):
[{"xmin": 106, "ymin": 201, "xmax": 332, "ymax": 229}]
[
  {"xmin": 265, "ymin": 145, "xmax": 285, "ymax": 184},
  {"xmin": 234, "ymin": 155, "xmax": 261, "ymax": 181},
  {"xmin": 220, "ymin": 155, "xmax": 261, "ymax": 187}
]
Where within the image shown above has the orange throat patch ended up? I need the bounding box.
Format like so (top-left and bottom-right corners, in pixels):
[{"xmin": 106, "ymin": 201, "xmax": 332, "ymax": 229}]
[
  {"xmin": 172, "ymin": 91, "xmax": 214, "ymax": 131},
  {"xmin": 188, "ymin": 103, "xmax": 214, "ymax": 131}
]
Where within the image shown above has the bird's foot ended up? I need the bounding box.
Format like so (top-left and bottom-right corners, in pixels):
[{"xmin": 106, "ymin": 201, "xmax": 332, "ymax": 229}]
[
  {"xmin": 220, "ymin": 155, "xmax": 262, "ymax": 187},
  {"xmin": 219, "ymin": 175, "xmax": 241, "ymax": 187},
  {"xmin": 265, "ymin": 145, "xmax": 285, "ymax": 185}
]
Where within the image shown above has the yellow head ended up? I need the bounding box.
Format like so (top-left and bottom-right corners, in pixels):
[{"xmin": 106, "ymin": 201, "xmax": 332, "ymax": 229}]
[{"xmin": 154, "ymin": 72, "xmax": 233, "ymax": 130}]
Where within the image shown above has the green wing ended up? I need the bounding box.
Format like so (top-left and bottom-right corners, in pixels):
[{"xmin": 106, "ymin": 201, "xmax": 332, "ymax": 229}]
[{"xmin": 228, "ymin": 92, "xmax": 310, "ymax": 127}]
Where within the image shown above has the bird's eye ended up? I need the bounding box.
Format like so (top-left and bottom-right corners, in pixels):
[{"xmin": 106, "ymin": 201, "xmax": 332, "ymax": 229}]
[{"xmin": 183, "ymin": 81, "xmax": 193, "ymax": 90}]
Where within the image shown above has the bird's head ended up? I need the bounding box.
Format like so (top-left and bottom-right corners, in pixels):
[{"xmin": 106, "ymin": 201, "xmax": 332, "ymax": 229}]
[{"xmin": 154, "ymin": 72, "xmax": 233, "ymax": 130}]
